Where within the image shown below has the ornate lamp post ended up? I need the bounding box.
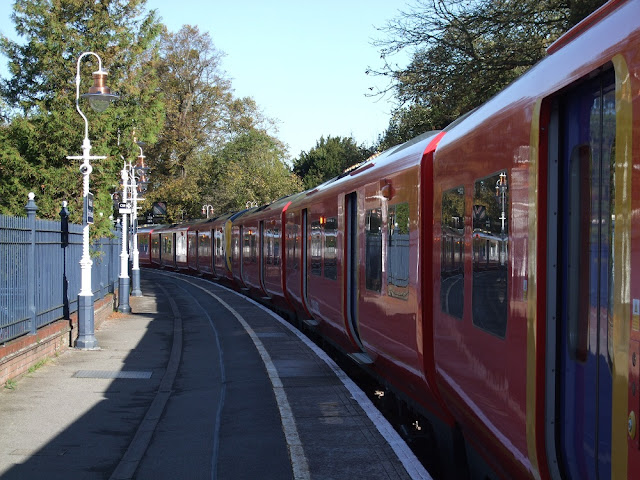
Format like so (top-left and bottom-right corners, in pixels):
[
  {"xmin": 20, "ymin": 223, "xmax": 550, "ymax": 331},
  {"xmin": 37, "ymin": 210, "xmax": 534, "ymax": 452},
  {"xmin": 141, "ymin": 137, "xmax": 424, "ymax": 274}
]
[
  {"xmin": 117, "ymin": 160, "xmax": 131, "ymax": 313},
  {"xmin": 130, "ymin": 144, "xmax": 149, "ymax": 296},
  {"xmin": 66, "ymin": 52, "xmax": 117, "ymax": 349},
  {"xmin": 202, "ymin": 204, "xmax": 214, "ymax": 218}
]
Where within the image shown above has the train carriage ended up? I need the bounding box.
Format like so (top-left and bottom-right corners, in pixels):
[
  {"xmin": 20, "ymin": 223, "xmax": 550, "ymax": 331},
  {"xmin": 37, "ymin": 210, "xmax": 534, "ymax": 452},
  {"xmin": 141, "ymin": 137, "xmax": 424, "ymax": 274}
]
[
  {"xmin": 433, "ymin": 0, "xmax": 640, "ymax": 478},
  {"xmin": 234, "ymin": 193, "xmax": 305, "ymax": 311},
  {"xmin": 135, "ymin": 225, "xmax": 156, "ymax": 267},
  {"xmin": 286, "ymin": 131, "xmax": 453, "ymax": 427}
]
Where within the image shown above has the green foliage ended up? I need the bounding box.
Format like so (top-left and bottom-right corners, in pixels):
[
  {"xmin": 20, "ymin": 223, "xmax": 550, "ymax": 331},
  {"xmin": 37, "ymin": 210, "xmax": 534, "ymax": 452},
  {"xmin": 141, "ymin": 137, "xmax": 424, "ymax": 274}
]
[
  {"xmin": 146, "ymin": 25, "xmax": 233, "ymax": 179},
  {"xmin": 0, "ymin": 0, "xmax": 164, "ymax": 238},
  {"xmin": 205, "ymin": 129, "xmax": 303, "ymax": 215},
  {"xmin": 143, "ymin": 25, "xmax": 290, "ymax": 221},
  {"xmin": 372, "ymin": 0, "xmax": 607, "ymax": 145},
  {"xmin": 292, "ymin": 136, "xmax": 374, "ymax": 190}
]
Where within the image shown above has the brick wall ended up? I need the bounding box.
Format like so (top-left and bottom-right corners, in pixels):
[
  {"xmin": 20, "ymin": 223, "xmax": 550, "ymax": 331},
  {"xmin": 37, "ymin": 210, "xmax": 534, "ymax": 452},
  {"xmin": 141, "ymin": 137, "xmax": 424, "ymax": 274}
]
[{"xmin": 0, "ymin": 295, "xmax": 114, "ymax": 386}]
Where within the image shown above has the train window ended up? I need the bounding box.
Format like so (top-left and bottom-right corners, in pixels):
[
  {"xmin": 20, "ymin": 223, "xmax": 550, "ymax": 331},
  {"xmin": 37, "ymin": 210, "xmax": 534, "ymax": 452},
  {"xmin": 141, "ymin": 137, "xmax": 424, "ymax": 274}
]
[
  {"xmin": 232, "ymin": 230, "xmax": 240, "ymax": 261},
  {"xmin": 441, "ymin": 187, "xmax": 465, "ymax": 318},
  {"xmin": 250, "ymin": 229, "xmax": 258, "ymax": 263},
  {"xmin": 243, "ymin": 231, "xmax": 251, "ymax": 260},
  {"xmin": 365, "ymin": 208, "xmax": 382, "ymax": 292},
  {"xmin": 472, "ymin": 172, "xmax": 508, "ymax": 338},
  {"xmin": 273, "ymin": 227, "xmax": 281, "ymax": 266},
  {"xmin": 139, "ymin": 235, "xmax": 149, "ymax": 254},
  {"xmin": 188, "ymin": 233, "xmax": 197, "ymax": 259},
  {"xmin": 215, "ymin": 229, "xmax": 223, "ymax": 260},
  {"xmin": 162, "ymin": 235, "xmax": 172, "ymax": 254},
  {"xmin": 197, "ymin": 232, "xmax": 209, "ymax": 258},
  {"xmin": 152, "ymin": 236, "xmax": 159, "ymax": 257},
  {"xmin": 388, "ymin": 203, "xmax": 410, "ymax": 299},
  {"xmin": 324, "ymin": 217, "xmax": 337, "ymax": 280},
  {"xmin": 286, "ymin": 223, "xmax": 299, "ymax": 270},
  {"xmin": 310, "ymin": 220, "xmax": 322, "ymax": 276},
  {"xmin": 265, "ymin": 228, "xmax": 273, "ymax": 265}
]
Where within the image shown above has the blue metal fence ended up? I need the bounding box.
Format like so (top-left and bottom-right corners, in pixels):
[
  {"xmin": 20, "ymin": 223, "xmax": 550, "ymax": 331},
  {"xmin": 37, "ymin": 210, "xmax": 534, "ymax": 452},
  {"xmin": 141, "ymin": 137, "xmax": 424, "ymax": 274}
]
[{"xmin": 0, "ymin": 196, "xmax": 120, "ymax": 344}]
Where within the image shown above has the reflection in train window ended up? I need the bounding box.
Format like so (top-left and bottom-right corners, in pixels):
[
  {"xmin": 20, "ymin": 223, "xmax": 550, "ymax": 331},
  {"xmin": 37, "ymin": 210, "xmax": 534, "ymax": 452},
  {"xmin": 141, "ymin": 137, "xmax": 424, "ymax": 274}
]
[
  {"xmin": 139, "ymin": 234, "xmax": 149, "ymax": 255},
  {"xmin": 441, "ymin": 187, "xmax": 465, "ymax": 318},
  {"xmin": 286, "ymin": 223, "xmax": 299, "ymax": 270},
  {"xmin": 310, "ymin": 221, "xmax": 322, "ymax": 276},
  {"xmin": 243, "ymin": 231, "xmax": 251, "ymax": 261},
  {"xmin": 388, "ymin": 203, "xmax": 410, "ymax": 299},
  {"xmin": 273, "ymin": 227, "xmax": 281, "ymax": 266},
  {"xmin": 265, "ymin": 227, "xmax": 273, "ymax": 265},
  {"xmin": 472, "ymin": 172, "xmax": 508, "ymax": 338},
  {"xmin": 324, "ymin": 217, "xmax": 337, "ymax": 280},
  {"xmin": 366, "ymin": 208, "xmax": 383, "ymax": 292},
  {"xmin": 198, "ymin": 231, "xmax": 210, "ymax": 258}
]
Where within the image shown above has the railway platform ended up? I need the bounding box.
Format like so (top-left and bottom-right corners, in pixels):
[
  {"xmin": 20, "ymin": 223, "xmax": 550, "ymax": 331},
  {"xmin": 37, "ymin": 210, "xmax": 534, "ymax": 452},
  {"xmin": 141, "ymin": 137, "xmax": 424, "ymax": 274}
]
[{"xmin": 0, "ymin": 269, "xmax": 431, "ymax": 480}]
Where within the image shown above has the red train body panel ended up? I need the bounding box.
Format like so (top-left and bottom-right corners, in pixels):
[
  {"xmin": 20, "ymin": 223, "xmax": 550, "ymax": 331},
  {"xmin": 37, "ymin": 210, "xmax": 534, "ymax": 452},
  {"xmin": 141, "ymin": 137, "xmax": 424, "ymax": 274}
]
[{"xmin": 136, "ymin": 2, "xmax": 640, "ymax": 478}]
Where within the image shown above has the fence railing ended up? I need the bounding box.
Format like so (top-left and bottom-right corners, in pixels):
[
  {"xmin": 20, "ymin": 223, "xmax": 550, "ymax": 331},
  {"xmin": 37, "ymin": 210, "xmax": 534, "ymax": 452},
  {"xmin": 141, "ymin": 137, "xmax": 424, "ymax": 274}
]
[{"xmin": 0, "ymin": 196, "xmax": 120, "ymax": 344}]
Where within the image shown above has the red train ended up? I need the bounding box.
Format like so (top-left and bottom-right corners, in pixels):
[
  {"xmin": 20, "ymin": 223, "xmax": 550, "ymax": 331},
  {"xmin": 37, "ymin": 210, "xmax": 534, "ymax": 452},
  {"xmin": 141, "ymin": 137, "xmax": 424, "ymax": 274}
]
[{"xmin": 137, "ymin": 1, "xmax": 640, "ymax": 478}]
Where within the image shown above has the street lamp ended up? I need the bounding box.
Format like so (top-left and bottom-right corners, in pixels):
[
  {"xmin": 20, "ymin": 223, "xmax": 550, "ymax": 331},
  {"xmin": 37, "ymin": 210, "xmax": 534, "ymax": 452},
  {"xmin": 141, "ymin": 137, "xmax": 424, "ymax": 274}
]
[
  {"xmin": 202, "ymin": 204, "xmax": 214, "ymax": 218},
  {"xmin": 117, "ymin": 159, "xmax": 131, "ymax": 313},
  {"xmin": 130, "ymin": 144, "xmax": 150, "ymax": 297},
  {"xmin": 66, "ymin": 52, "xmax": 117, "ymax": 349}
]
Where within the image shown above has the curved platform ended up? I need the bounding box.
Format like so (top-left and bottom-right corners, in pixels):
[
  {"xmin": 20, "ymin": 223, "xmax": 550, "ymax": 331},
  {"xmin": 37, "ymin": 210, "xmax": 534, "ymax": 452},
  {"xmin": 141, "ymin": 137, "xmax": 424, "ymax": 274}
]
[{"xmin": 0, "ymin": 269, "xmax": 431, "ymax": 480}]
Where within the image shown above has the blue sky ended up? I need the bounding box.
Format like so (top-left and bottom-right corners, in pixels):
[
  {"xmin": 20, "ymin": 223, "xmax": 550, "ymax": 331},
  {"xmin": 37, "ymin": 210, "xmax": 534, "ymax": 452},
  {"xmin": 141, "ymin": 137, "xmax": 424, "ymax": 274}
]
[{"xmin": 0, "ymin": 0, "xmax": 412, "ymax": 160}]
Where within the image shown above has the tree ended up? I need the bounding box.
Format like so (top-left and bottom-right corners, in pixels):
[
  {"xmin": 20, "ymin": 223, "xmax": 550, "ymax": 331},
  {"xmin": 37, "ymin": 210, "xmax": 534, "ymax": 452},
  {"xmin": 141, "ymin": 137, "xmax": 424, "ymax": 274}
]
[
  {"xmin": 143, "ymin": 25, "xmax": 280, "ymax": 220},
  {"xmin": 292, "ymin": 136, "xmax": 374, "ymax": 190},
  {"xmin": 371, "ymin": 0, "xmax": 607, "ymax": 144},
  {"xmin": 0, "ymin": 0, "xmax": 164, "ymax": 238},
  {"xmin": 146, "ymin": 25, "xmax": 232, "ymax": 179},
  {"xmin": 204, "ymin": 129, "xmax": 303, "ymax": 215}
]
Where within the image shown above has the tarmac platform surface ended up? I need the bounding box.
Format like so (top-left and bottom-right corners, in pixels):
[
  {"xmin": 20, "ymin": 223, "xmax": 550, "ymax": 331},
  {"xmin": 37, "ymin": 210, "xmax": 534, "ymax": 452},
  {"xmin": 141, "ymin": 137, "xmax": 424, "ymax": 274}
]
[{"xmin": 0, "ymin": 269, "xmax": 432, "ymax": 479}]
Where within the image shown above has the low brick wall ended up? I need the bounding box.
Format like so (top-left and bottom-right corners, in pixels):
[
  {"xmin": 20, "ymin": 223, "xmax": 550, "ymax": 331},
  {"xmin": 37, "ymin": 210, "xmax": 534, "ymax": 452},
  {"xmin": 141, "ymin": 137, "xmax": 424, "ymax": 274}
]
[{"xmin": 0, "ymin": 295, "xmax": 115, "ymax": 386}]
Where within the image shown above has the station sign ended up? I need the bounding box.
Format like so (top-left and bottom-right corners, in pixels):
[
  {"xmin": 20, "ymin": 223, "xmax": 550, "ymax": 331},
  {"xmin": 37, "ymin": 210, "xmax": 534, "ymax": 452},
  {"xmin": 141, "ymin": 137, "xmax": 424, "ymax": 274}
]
[{"xmin": 119, "ymin": 201, "xmax": 132, "ymax": 214}]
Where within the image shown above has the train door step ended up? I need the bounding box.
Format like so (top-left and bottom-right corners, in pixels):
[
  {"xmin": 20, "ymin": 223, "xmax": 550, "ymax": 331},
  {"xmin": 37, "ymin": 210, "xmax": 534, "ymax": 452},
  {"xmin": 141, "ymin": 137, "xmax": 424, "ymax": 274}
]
[
  {"xmin": 303, "ymin": 319, "xmax": 319, "ymax": 328},
  {"xmin": 348, "ymin": 352, "xmax": 374, "ymax": 365}
]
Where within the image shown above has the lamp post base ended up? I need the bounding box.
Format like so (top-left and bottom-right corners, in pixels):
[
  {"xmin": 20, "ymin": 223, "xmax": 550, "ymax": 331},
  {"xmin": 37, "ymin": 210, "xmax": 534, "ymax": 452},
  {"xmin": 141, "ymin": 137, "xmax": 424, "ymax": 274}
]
[
  {"xmin": 131, "ymin": 269, "xmax": 142, "ymax": 297},
  {"xmin": 76, "ymin": 294, "xmax": 98, "ymax": 349},
  {"xmin": 118, "ymin": 276, "xmax": 131, "ymax": 313}
]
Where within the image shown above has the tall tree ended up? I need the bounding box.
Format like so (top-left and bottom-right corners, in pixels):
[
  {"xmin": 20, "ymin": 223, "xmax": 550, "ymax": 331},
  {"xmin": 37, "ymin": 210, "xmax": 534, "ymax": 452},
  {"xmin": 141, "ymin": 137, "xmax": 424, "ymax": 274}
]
[
  {"xmin": 205, "ymin": 129, "xmax": 303, "ymax": 215},
  {"xmin": 371, "ymin": 0, "xmax": 607, "ymax": 146},
  {"xmin": 293, "ymin": 136, "xmax": 373, "ymax": 190},
  {"xmin": 0, "ymin": 0, "xmax": 164, "ymax": 237},
  {"xmin": 147, "ymin": 25, "xmax": 231, "ymax": 179},
  {"xmin": 144, "ymin": 25, "xmax": 281, "ymax": 220}
]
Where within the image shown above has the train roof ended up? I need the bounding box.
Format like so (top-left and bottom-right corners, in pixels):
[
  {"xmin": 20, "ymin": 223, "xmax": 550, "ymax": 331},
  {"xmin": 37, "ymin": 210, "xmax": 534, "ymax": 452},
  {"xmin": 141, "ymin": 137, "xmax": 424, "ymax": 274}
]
[{"xmin": 299, "ymin": 130, "xmax": 443, "ymax": 199}]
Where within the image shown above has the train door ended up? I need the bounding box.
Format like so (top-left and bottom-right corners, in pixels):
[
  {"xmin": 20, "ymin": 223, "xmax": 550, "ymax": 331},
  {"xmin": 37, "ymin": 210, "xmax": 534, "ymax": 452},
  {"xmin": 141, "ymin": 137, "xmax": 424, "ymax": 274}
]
[
  {"xmin": 302, "ymin": 209, "xmax": 309, "ymax": 310},
  {"xmin": 345, "ymin": 192, "xmax": 364, "ymax": 350},
  {"xmin": 550, "ymin": 69, "xmax": 616, "ymax": 480},
  {"xmin": 260, "ymin": 220, "xmax": 268, "ymax": 296}
]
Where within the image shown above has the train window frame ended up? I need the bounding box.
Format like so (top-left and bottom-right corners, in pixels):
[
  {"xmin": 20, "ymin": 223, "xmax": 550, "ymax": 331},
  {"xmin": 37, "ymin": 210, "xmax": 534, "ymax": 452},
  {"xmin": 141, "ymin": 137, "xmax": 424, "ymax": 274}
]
[
  {"xmin": 441, "ymin": 187, "xmax": 465, "ymax": 319},
  {"xmin": 472, "ymin": 171, "xmax": 509, "ymax": 339},
  {"xmin": 387, "ymin": 203, "xmax": 410, "ymax": 300},
  {"xmin": 365, "ymin": 208, "xmax": 383, "ymax": 292},
  {"xmin": 323, "ymin": 217, "xmax": 338, "ymax": 280}
]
